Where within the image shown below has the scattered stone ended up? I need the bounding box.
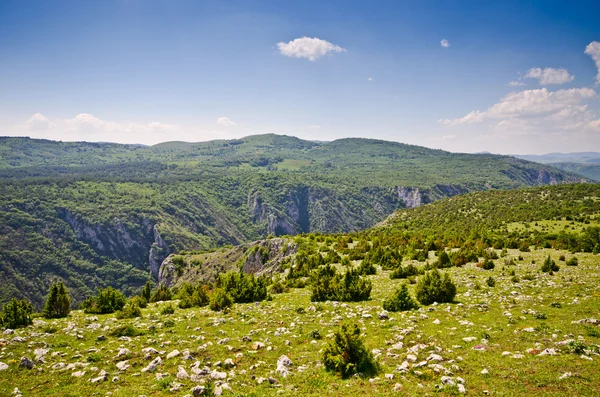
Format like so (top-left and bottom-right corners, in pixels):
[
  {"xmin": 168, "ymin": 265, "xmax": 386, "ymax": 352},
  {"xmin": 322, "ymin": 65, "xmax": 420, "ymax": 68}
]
[
  {"xmin": 19, "ymin": 357, "xmax": 34, "ymax": 369},
  {"xmin": 141, "ymin": 357, "xmax": 162, "ymax": 373},
  {"xmin": 0, "ymin": 362, "xmax": 8, "ymax": 371},
  {"xmin": 72, "ymin": 371, "xmax": 86, "ymax": 377},
  {"xmin": 166, "ymin": 350, "xmax": 180, "ymax": 359}
]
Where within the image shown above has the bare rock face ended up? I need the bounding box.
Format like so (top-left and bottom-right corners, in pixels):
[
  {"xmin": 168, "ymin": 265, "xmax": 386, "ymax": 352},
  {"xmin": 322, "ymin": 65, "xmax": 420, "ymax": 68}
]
[
  {"xmin": 242, "ymin": 238, "xmax": 298, "ymax": 276},
  {"xmin": 395, "ymin": 187, "xmax": 423, "ymax": 208},
  {"xmin": 149, "ymin": 225, "xmax": 170, "ymax": 278}
]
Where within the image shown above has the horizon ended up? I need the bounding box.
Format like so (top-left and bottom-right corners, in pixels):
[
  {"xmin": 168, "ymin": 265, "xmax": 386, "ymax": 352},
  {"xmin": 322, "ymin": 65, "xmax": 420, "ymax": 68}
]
[
  {"xmin": 4, "ymin": 132, "xmax": 600, "ymax": 158},
  {"xmin": 1, "ymin": 0, "xmax": 599, "ymax": 154}
]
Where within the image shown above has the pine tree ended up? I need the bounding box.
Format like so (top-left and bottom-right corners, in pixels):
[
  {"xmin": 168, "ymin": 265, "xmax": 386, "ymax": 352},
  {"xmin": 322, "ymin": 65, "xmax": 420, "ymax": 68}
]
[
  {"xmin": 42, "ymin": 281, "xmax": 71, "ymax": 319},
  {"xmin": 141, "ymin": 281, "xmax": 152, "ymax": 302}
]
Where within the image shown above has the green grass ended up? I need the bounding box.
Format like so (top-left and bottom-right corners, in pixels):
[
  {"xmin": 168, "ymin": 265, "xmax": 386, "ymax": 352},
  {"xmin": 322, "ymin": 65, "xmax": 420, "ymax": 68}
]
[{"xmin": 1, "ymin": 248, "xmax": 599, "ymax": 396}]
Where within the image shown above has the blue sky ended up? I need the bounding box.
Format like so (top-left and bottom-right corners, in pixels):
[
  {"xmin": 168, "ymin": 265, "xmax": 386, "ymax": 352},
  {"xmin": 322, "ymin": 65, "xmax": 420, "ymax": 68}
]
[{"xmin": 1, "ymin": 0, "xmax": 599, "ymax": 153}]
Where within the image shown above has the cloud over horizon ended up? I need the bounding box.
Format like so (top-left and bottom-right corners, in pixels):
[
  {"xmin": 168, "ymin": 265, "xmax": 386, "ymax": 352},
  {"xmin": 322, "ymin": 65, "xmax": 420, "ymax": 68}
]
[{"xmin": 277, "ymin": 37, "xmax": 346, "ymax": 61}]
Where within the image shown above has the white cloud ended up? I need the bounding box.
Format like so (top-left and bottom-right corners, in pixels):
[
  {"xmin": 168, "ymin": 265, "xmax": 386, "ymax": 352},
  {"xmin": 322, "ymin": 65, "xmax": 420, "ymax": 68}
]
[
  {"xmin": 441, "ymin": 134, "xmax": 456, "ymax": 140},
  {"xmin": 438, "ymin": 87, "xmax": 598, "ymax": 135},
  {"xmin": 508, "ymin": 80, "xmax": 526, "ymax": 87},
  {"xmin": 440, "ymin": 39, "xmax": 450, "ymax": 48},
  {"xmin": 585, "ymin": 41, "xmax": 600, "ymax": 83},
  {"xmin": 26, "ymin": 113, "xmax": 53, "ymax": 130},
  {"xmin": 524, "ymin": 67, "xmax": 574, "ymax": 85},
  {"xmin": 308, "ymin": 125, "xmax": 321, "ymax": 129},
  {"xmin": 367, "ymin": 77, "xmax": 373, "ymax": 81},
  {"xmin": 277, "ymin": 37, "xmax": 346, "ymax": 61},
  {"xmin": 10, "ymin": 113, "xmax": 182, "ymax": 144},
  {"xmin": 216, "ymin": 117, "xmax": 236, "ymax": 127}
]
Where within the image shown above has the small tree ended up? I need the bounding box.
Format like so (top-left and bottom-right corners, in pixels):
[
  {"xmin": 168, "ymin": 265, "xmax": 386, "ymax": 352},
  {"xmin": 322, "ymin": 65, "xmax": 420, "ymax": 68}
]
[
  {"xmin": 415, "ymin": 269, "xmax": 456, "ymax": 305},
  {"xmin": 116, "ymin": 301, "xmax": 142, "ymax": 319},
  {"xmin": 0, "ymin": 298, "xmax": 33, "ymax": 329},
  {"xmin": 481, "ymin": 258, "xmax": 495, "ymax": 270},
  {"xmin": 209, "ymin": 288, "xmax": 233, "ymax": 311},
  {"xmin": 80, "ymin": 287, "xmax": 127, "ymax": 314},
  {"xmin": 540, "ymin": 256, "xmax": 559, "ymax": 273},
  {"xmin": 323, "ymin": 323, "xmax": 379, "ymax": 378},
  {"xmin": 150, "ymin": 283, "xmax": 173, "ymax": 302},
  {"xmin": 383, "ymin": 284, "xmax": 418, "ymax": 312},
  {"xmin": 141, "ymin": 281, "xmax": 152, "ymax": 302},
  {"xmin": 42, "ymin": 281, "xmax": 71, "ymax": 319}
]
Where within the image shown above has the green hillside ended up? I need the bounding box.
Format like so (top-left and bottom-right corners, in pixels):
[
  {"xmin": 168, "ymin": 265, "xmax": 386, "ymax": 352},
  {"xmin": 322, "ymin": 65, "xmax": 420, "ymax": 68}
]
[{"xmin": 0, "ymin": 134, "xmax": 589, "ymax": 308}]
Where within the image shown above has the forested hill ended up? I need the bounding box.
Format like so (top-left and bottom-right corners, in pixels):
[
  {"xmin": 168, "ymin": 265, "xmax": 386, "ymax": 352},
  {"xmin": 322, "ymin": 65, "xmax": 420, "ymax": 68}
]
[{"xmin": 0, "ymin": 134, "xmax": 589, "ymax": 307}]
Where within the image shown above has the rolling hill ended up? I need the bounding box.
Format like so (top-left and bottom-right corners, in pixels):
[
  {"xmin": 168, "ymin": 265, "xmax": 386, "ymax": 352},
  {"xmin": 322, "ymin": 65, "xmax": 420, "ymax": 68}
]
[{"xmin": 0, "ymin": 134, "xmax": 589, "ymax": 307}]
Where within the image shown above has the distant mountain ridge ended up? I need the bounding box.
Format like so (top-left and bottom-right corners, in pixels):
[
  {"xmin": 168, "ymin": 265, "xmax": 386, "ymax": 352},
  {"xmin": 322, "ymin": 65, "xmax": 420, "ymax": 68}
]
[{"xmin": 0, "ymin": 133, "xmax": 590, "ymax": 307}]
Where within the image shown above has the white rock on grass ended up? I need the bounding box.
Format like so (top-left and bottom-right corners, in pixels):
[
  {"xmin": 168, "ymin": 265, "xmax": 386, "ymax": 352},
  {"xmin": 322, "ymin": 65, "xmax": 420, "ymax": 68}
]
[
  {"xmin": 166, "ymin": 350, "xmax": 180, "ymax": 359},
  {"xmin": 276, "ymin": 355, "xmax": 293, "ymax": 377},
  {"xmin": 0, "ymin": 362, "xmax": 8, "ymax": 371},
  {"xmin": 141, "ymin": 357, "xmax": 162, "ymax": 373}
]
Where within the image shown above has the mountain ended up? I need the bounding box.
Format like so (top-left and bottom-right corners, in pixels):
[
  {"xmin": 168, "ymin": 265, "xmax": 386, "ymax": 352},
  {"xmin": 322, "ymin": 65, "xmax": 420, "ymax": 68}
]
[
  {"xmin": 159, "ymin": 182, "xmax": 600, "ymax": 289},
  {"xmin": 512, "ymin": 152, "xmax": 600, "ymax": 181},
  {"xmin": 514, "ymin": 152, "xmax": 600, "ymax": 165},
  {"xmin": 0, "ymin": 134, "xmax": 589, "ymax": 307}
]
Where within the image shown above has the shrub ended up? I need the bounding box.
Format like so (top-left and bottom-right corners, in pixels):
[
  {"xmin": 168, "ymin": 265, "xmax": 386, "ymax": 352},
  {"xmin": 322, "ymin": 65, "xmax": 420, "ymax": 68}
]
[
  {"xmin": 80, "ymin": 287, "xmax": 126, "ymax": 314},
  {"xmin": 559, "ymin": 255, "xmax": 566, "ymax": 261},
  {"xmin": 357, "ymin": 260, "xmax": 376, "ymax": 275},
  {"xmin": 390, "ymin": 264, "xmax": 420, "ymax": 279},
  {"xmin": 435, "ymin": 250, "xmax": 451, "ymax": 268},
  {"xmin": 130, "ymin": 295, "xmax": 148, "ymax": 308},
  {"xmin": 176, "ymin": 283, "xmax": 209, "ymax": 308},
  {"xmin": 0, "ymin": 298, "xmax": 33, "ymax": 329},
  {"xmin": 323, "ymin": 323, "xmax": 379, "ymax": 378},
  {"xmin": 160, "ymin": 303, "xmax": 175, "ymax": 315},
  {"xmin": 309, "ymin": 330, "xmax": 322, "ymax": 340},
  {"xmin": 110, "ymin": 324, "xmax": 143, "ymax": 337},
  {"xmin": 150, "ymin": 284, "xmax": 173, "ymax": 303},
  {"xmin": 216, "ymin": 271, "xmax": 268, "ymax": 303},
  {"xmin": 382, "ymin": 284, "xmax": 418, "ymax": 312},
  {"xmin": 141, "ymin": 281, "xmax": 152, "ymax": 302},
  {"xmin": 415, "ymin": 269, "xmax": 456, "ymax": 305},
  {"xmin": 486, "ymin": 276, "xmax": 496, "ymax": 287},
  {"xmin": 481, "ymin": 259, "xmax": 495, "ymax": 270},
  {"xmin": 209, "ymin": 288, "xmax": 233, "ymax": 311},
  {"xmin": 163, "ymin": 319, "xmax": 175, "ymax": 328},
  {"xmin": 116, "ymin": 302, "xmax": 142, "ymax": 319},
  {"xmin": 269, "ymin": 280, "xmax": 288, "ymax": 294},
  {"xmin": 566, "ymin": 257, "xmax": 578, "ymax": 266},
  {"xmin": 42, "ymin": 281, "xmax": 71, "ymax": 319},
  {"xmin": 540, "ymin": 256, "xmax": 559, "ymax": 273},
  {"xmin": 310, "ymin": 266, "xmax": 372, "ymax": 302}
]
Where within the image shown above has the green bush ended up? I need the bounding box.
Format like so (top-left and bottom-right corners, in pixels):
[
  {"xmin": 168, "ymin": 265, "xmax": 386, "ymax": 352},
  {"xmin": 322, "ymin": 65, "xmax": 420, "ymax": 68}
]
[
  {"xmin": 357, "ymin": 260, "xmax": 376, "ymax": 275},
  {"xmin": 116, "ymin": 302, "xmax": 142, "ymax": 319},
  {"xmin": 216, "ymin": 271, "xmax": 268, "ymax": 303},
  {"xmin": 130, "ymin": 295, "xmax": 147, "ymax": 308},
  {"xmin": 486, "ymin": 276, "xmax": 496, "ymax": 287},
  {"xmin": 415, "ymin": 269, "xmax": 456, "ymax": 305},
  {"xmin": 540, "ymin": 256, "xmax": 560, "ymax": 273},
  {"xmin": 150, "ymin": 284, "xmax": 173, "ymax": 302},
  {"xmin": 566, "ymin": 257, "xmax": 578, "ymax": 266},
  {"xmin": 382, "ymin": 284, "xmax": 418, "ymax": 312},
  {"xmin": 160, "ymin": 303, "xmax": 175, "ymax": 315},
  {"xmin": 80, "ymin": 287, "xmax": 126, "ymax": 314},
  {"xmin": 310, "ymin": 265, "xmax": 372, "ymax": 302},
  {"xmin": 323, "ymin": 323, "xmax": 379, "ymax": 378},
  {"xmin": 42, "ymin": 281, "xmax": 71, "ymax": 319},
  {"xmin": 209, "ymin": 288, "xmax": 233, "ymax": 311},
  {"xmin": 110, "ymin": 324, "xmax": 143, "ymax": 337},
  {"xmin": 481, "ymin": 259, "xmax": 495, "ymax": 270},
  {"xmin": 0, "ymin": 298, "xmax": 33, "ymax": 329},
  {"xmin": 176, "ymin": 283, "xmax": 209, "ymax": 308},
  {"xmin": 141, "ymin": 281, "xmax": 152, "ymax": 302},
  {"xmin": 390, "ymin": 264, "xmax": 420, "ymax": 279}
]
